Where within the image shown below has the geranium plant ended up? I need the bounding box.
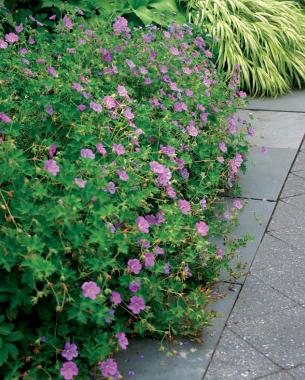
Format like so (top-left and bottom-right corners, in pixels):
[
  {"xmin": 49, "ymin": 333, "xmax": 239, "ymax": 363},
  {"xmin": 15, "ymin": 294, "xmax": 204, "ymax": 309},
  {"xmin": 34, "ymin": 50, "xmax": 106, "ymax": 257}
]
[{"xmin": 0, "ymin": 13, "xmax": 250, "ymax": 379}]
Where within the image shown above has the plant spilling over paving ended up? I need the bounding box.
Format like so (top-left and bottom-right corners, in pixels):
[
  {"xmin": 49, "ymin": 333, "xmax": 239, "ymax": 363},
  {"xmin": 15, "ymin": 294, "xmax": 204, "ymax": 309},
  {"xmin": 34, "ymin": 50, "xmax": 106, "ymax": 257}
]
[
  {"xmin": 0, "ymin": 14, "xmax": 250, "ymax": 379},
  {"xmin": 184, "ymin": 0, "xmax": 305, "ymax": 96}
]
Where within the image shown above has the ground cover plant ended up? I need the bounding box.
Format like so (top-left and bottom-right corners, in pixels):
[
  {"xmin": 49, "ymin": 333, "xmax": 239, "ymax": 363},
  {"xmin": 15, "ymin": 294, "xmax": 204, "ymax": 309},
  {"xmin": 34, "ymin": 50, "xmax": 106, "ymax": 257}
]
[
  {"xmin": 184, "ymin": 0, "xmax": 305, "ymax": 96},
  {"xmin": 0, "ymin": 13, "xmax": 250, "ymax": 379}
]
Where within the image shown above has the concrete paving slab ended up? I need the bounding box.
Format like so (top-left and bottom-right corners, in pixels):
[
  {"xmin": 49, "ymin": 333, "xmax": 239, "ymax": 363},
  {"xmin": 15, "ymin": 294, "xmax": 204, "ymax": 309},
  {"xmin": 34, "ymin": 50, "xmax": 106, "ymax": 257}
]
[
  {"xmin": 227, "ymin": 275, "xmax": 296, "ymax": 324},
  {"xmin": 260, "ymin": 371, "xmax": 295, "ymax": 380},
  {"xmin": 246, "ymin": 91, "xmax": 305, "ymax": 113},
  {"xmin": 250, "ymin": 233, "xmax": 304, "ymax": 273},
  {"xmin": 268, "ymin": 201, "xmax": 305, "ymax": 232},
  {"xmin": 254, "ymin": 258, "xmax": 305, "ymax": 306},
  {"xmin": 221, "ymin": 199, "xmax": 275, "ymax": 283},
  {"xmin": 280, "ymin": 173, "xmax": 305, "ymax": 198},
  {"xmin": 116, "ymin": 283, "xmax": 241, "ymax": 380},
  {"xmin": 271, "ymin": 226, "xmax": 305, "ymax": 251},
  {"xmin": 238, "ymin": 110, "xmax": 305, "ymax": 149},
  {"xmin": 293, "ymin": 170, "xmax": 305, "ymax": 179},
  {"xmin": 292, "ymin": 151, "xmax": 305, "ymax": 172},
  {"xmin": 204, "ymin": 329, "xmax": 279, "ymax": 380},
  {"xmin": 281, "ymin": 193, "xmax": 305, "ymax": 209},
  {"xmin": 230, "ymin": 306, "xmax": 305, "ymax": 369},
  {"xmin": 287, "ymin": 365, "xmax": 305, "ymax": 379},
  {"xmin": 239, "ymin": 148, "xmax": 296, "ymax": 200}
]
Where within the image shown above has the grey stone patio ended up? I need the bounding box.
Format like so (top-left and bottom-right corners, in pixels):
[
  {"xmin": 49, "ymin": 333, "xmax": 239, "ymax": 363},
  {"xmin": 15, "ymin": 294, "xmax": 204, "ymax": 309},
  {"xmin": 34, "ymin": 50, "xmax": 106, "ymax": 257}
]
[
  {"xmin": 117, "ymin": 91, "xmax": 305, "ymax": 379},
  {"xmin": 205, "ymin": 92, "xmax": 305, "ymax": 380}
]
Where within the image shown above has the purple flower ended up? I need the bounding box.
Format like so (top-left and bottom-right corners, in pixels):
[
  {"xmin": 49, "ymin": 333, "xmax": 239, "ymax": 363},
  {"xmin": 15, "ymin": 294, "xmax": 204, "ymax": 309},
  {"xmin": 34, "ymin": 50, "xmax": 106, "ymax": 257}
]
[
  {"xmin": 112, "ymin": 144, "xmax": 125, "ymax": 156},
  {"xmin": 247, "ymin": 127, "xmax": 255, "ymax": 136},
  {"xmin": 150, "ymin": 161, "xmax": 166, "ymax": 174},
  {"xmin": 113, "ymin": 16, "xmax": 130, "ymax": 35},
  {"xmin": 103, "ymin": 96, "xmax": 116, "ymax": 109},
  {"xmin": 117, "ymin": 169, "xmax": 129, "ymax": 181},
  {"xmin": 187, "ymin": 125, "xmax": 198, "ymax": 137},
  {"xmin": 127, "ymin": 259, "xmax": 142, "ymax": 274},
  {"xmin": 5, "ymin": 33, "xmax": 19, "ymax": 43},
  {"xmin": 144, "ymin": 252, "xmax": 155, "ymax": 268},
  {"xmin": 0, "ymin": 39, "xmax": 8, "ymax": 49},
  {"xmin": 178, "ymin": 200, "xmax": 191, "ymax": 215},
  {"xmin": 117, "ymin": 85, "xmax": 128, "ymax": 97},
  {"xmin": 96, "ymin": 143, "xmax": 106, "ymax": 156},
  {"xmin": 61, "ymin": 343, "xmax": 78, "ymax": 361},
  {"xmin": 45, "ymin": 105, "xmax": 54, "ymax": 116},
  {"xmin": 111, "ymin": 291, "xmax": 122, "ymax": 305},
  {"xmin": 47, "ymin": 66, "xmax": 58, "ymax": 78},
  {"xmin": 0, "ymin": 113, "xmax": 11, "ymax": 123},
  {"xmin": 90, "ymin": 101, "xmax": 102, "ymax": 113},
  {"xmin": 74, "ymin": 178, "xmax": 87, "ymax": 188},
  {"xmin": 28, "ymin": 37, "xmax": 36, "ymax": 45},
  {"xmin": 128, "ymin": 296, "xmax": 145, "ymax": 314},
  {"xmin": 174, "ymin": 102, "xmax": 187, "ymax": 112},
  {"xmin": 108, "ymin": 181, "xmax": 116, "ymax": 194},
  {"xmin": 200, "ymin": 198, "xmax": 207, "ymax": 210},
  {"xmin": 63, "ymin": 15, "xmax": 73, "ymax": 30},
  {"xmin": 160, "ymin": 145, "xmax": 175, "ymax": 157},
  {"xmin": 154, "ymin": 246, "xmax": 164, "ymax": 255},
  {"xmin": 99, "ymin": 358, "xmax": 118, "ymax": 378},
  {"xmin": 166, "ymin": 186, "xmax": 177, "ymax": 199},
  {"xmin": 217, "ymin": 156, "xmax": 224, "ymax": 163},
  {"xmin": 219, "ymin": 142, "xmax": 227, "ymax": 153},
  {"xmin": 233, "ymin": 199, "xmax": 243, "ymax": 210},
  {"xmin": 49, "ymin": 144, "xmax": 56, "ymax": 158},
  {"xmin": 169, "ymin": 46, "xmax": 180, "ymax": 55},
  {"xmin": 81, "ymin": 281, "xmax": 100, "ymax": 300},
  {"xmin": 78, "ymin": 104, "xmax": 86, "ymax": 112},
  {"xmin": 196, "ymin": 221, "xmax": 209, "ymax": 237},
  {"xmin": 124, "ymin": 107, "xmax": 134, "ymax": 120},
  {"xmin": 117, "ymin": 332, "xmax": 129, "ymax": 350},
  {"xmin": 261, "ymin": 146, "xmax": 268, "ymax": 154},
  {"xmin": 49, "ymin": 14, "xmax": 56, "ymax": 20},
  {"xmin": 164, "ymin": 262, "xmax": 170, "ymax": 274},
  {"xmin": 15, "ymin": 24, "xmax": 23, "ymax": 33},
  {"xmin": 80, "ymin": 148, "xmax": 95, "ymax": 159},
  {"xmin": 45, "ymin": 159, "xmax": 60, "ymax": 176},
  {"xmin": 60, "ymin": 362, "xmax": 78, "ymax": 380},
  {"xmin": 71, "ymin": 82, "xmax": 83, "ymax": 92},
  {"xmin": 136, "ymin": 216, "xmax": 150, "ymax": 234},
  {"xmin": 129, "ymin": 280, "xmax": 141, "ymax": 293},
  {"xmin": 217, "ymin": 247, "xmax": 223, "ymax": 258}
]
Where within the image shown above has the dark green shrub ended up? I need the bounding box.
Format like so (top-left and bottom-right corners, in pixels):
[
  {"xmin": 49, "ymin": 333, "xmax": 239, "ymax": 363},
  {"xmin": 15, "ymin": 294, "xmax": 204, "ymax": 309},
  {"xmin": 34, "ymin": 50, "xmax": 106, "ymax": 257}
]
[{"xmin": 0, "ymin": 14, "xmax": 249, "ymax": 379}]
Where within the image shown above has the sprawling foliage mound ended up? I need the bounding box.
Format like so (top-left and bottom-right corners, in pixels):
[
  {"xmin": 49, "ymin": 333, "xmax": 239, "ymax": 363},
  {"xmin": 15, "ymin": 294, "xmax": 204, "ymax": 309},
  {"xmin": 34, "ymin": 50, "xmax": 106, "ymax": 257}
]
[
  {"xmin": 0, "ymin": 14, "xmax": 249, "ymax": 379},
  {"xmin": 185, "ymin": 0, "xmax": 305, "ymax": 96}
]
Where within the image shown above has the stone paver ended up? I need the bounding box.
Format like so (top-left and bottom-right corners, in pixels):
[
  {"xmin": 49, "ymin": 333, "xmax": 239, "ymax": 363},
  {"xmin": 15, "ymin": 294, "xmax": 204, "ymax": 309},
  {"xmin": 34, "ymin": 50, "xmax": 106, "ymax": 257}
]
[
  {"xmin": 292, "ymin": 151, "xmax": 305, "ymax": 172},
  {"xmin": 205, "ymin": 93, "xmax": 305, "ymax": 380},
  {"xmin": 249, "ymin": 233, "xmax": 304, "ymax": 272},
  {"xmin": 247, "ymin": 90, "xmax": 305, "ymax": 112},
  {"xmin": 239, "ymin": 147, "xmax": 296, "ymax": 200},
  {"xmin": 237, "ymin": 110, "xmax": 305, "ymax": 149},
  {"xmin": 280, "ymin": 173, "xmax": 305, "ymax": 198},
  {"xmin": 288, "ymin": 365, "xmax": 305, "ymax": 379},
  {"xmin": 259, "ymin": 371, "xmax": 295, "ymax": 380},
  {"xmin": 230, "ymin": 306, "xmax": 305, "ymax": 369},
  {"xmin": 268, "ymin": 200, "xmax": 305, "ymax": 232},
  {"xmin": 204, "ymin": 330, "xmax": 279, "ymax": 380},
  {"xmin": 227, "ymin": 275, "xmax": 296, "ymax": 324}
]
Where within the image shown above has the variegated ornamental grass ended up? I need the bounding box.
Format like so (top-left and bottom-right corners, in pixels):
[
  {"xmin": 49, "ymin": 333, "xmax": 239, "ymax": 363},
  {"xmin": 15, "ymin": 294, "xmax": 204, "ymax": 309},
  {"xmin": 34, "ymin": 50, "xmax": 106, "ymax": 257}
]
[{"xmin": 183, "ymin": 0, "xmax": 305, "ymax": 96}]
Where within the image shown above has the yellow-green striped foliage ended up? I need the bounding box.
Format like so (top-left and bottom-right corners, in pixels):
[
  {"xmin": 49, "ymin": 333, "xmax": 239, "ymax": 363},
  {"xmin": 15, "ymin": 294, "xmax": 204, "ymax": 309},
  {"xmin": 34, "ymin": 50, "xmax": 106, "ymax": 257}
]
[{"xmin": 184, "ymin": 0, "xmax": 305, "ymax": 96}]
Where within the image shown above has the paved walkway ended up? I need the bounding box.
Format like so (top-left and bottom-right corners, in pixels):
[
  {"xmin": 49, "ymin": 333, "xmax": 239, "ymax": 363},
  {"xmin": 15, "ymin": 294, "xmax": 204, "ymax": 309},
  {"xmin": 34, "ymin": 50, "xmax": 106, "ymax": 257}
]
[{"xmin": 204, "ymin": 93, "xmax": 305, "ymax": 380}]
